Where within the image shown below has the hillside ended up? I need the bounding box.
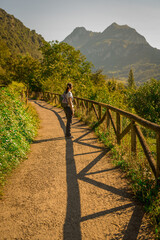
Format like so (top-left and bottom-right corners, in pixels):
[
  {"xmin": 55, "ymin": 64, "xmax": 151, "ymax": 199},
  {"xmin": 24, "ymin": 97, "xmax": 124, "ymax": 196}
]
[
  {"xmin": 0, "ymin": 8, "xmax": 45, "ymax": 59},
  {"xmin": 63, "ymin": 23, "xmax": 160, "ymax": 84}
]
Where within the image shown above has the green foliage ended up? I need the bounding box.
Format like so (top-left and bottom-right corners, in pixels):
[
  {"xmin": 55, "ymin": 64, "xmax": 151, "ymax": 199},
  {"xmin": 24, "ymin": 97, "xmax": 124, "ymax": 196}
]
[
  {"xmin": 10, "ymin": 55, "xmax": 42, "ymax": 91},
  {"xmin": 148, "ymin": 191, "xmax": 160, "ymax": 239},
  {"xmin": 0, "ymin": 88, "xmax": 39, "ymax": 195},
  {"xmin": 8, "ymin": 81, "xmax": 26, "ymax": 94},
  {"xmin": 0, "ymin": 8, "xmax": 45, "ymax": 59},
  {"xmin": 40, "ymin": 41, "xmax": 93, "ymax": 98},
  {"xmin": 0, "ymin": 38, "xmax": 11, "ymax": 66},
  {"xmin": 128, "ymin": 69, "xmax": 135, "ymax": 88},
  {"xmin": 0, "ymin": 8, "xmax": 47, "ymax": 87},
  {"xmin": 0, "ymin": 38, "xmax": 12, "ymax": 86},
  {"xmin": 127, "ymin": 79, "xmax": 160, "ymax": 123}
]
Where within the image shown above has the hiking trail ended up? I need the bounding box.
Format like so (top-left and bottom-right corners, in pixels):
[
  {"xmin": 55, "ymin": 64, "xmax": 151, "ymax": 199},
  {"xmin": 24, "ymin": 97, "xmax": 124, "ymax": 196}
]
[{"xmin": 0, "ymin": 100, "xmax": 154, "ymax": 240}]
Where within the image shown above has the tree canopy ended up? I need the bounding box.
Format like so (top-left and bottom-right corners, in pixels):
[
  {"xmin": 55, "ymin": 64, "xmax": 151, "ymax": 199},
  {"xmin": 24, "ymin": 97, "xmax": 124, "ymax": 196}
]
[
  {"xmin": 40, "ymin": 41, "xmax": 93, "ymax": 97},
  {"xmin": 128, "ymin": 69, "xmax": 135, "ymax": 88},
  {"xmin": 127, "ymin": 79, "xmax": 160, "ymax": 123}
]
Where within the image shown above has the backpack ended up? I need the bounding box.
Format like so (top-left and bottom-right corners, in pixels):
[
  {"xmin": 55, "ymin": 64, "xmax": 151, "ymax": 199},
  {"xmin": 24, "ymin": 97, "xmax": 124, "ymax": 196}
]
[{"xmin": 60, "ymin": 92, "xmax": 68, "ymax": 108}]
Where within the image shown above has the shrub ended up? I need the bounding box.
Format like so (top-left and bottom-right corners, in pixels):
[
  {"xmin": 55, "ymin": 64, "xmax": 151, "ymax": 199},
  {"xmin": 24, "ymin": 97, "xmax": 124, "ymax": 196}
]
[{"xmin": 0, "ymin": 88, "xmax": 39, "ymax": 195}]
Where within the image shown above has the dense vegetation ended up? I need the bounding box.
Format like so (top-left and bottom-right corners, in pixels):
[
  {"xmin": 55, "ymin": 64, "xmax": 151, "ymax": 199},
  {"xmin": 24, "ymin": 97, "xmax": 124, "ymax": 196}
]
[
  {"xmin": 0, "ymin": 8, "xmax": 44, "ymax": 59},
  {"xmin": 0, "ymin": 84, "xmax": 39, "ymax": 196},
  {"xmin": 1, "ymin": 37, "xmax": 160, "ymax": 124},
  {"xmin": 0, "ymin": 8, "xmax": 45, "ymax": 87},
  {"xmin": 128, "ymin": 79, "xmax": 160, "ymax": 124}
]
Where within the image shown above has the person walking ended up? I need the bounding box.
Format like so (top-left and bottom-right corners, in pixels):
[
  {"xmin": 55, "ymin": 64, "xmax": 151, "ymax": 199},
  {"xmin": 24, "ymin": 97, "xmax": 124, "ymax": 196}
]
[{"xmin": 63, "ymin": 83, "xmax": 74, "ymax": 138}]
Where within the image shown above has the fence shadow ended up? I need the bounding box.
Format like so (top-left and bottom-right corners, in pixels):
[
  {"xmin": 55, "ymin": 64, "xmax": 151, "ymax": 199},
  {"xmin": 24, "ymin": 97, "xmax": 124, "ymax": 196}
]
[{"xmin": 33, "ymin": 100, "xmax": 82, "ymax": 240}]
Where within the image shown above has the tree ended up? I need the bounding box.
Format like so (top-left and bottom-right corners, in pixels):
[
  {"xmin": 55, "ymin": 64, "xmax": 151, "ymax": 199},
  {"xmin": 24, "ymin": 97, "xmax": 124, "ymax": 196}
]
[
  {"xmin": 91, "ymin": 69, "xmax": 106, "ymax": 85},
  {"xmin": 40, "ymin": 41, "xmax": 93, "ymax": 98},
  {"xmin": 128, "ymin": 79, "xmax": 160, "ymax": 123},
  {"xmin": 128, "ymin": 69, "xmax": 135, "ymax": 88},
  {"xmin": 10, "ymin": 55, "xmax": 42, "ymax": 91},
  {"xmin": 0, "ymin": 38, "xmax": 11, "ymax": 85}
]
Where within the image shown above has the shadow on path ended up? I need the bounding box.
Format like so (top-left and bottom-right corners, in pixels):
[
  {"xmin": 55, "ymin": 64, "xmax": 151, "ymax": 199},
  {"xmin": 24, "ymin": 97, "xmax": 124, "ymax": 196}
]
[
  {"xmin": 33, "ymin": 100, "xmax": 145, "ymax": 240},
  {"xmin": 33, "ymin": 137, "xmax": 66, "ymax": 143},
  {"xmin": 34, "ymin": 100, "xmax": 81, "ymax": 240}
]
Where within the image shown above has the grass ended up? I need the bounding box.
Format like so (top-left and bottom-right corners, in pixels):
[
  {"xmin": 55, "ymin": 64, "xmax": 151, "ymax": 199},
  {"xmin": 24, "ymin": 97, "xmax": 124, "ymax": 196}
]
[{"xmin": 0, "ymin": 88, "xmax": 39, "ymax": 196}]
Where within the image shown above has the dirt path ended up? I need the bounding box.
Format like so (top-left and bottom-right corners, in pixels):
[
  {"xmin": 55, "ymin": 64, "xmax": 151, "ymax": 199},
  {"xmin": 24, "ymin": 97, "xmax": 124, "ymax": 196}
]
[{"xmin": 0, "ymin": 100, "xmax": 154, "ymax": 240}]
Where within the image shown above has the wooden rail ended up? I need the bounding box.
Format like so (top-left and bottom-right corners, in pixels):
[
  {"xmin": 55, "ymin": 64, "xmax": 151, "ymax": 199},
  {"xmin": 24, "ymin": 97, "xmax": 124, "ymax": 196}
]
[{"xmin": 31, "ymin": 91, "xmax": 160, "ymax": 181}]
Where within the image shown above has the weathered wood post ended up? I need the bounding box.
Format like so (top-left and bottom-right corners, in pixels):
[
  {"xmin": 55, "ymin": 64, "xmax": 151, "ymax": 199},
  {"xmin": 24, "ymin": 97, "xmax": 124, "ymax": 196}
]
[
  {"xmin": 74, "ymin": 98, "xmax": 77, "ymax": 113},
  {"xmin": 43, "ymin": 92, "xmax": 45, "ymax": 100},
  {"xmin": 50, "ymin": 93, "xmax": 52, "ymax": 101},
  {"xmin": 55, "ymin": 95, "xmax": 57, "ymax": 105},
  {"xmin": 131, "ymin": 121, "xmax": 137, "ymax": 156},
  {"xmin": 80, "ymin": 100, "xmax": 83, "ymax": 115},
  {"xmin": 77, "ymin": 99, "xmax": 79, "ymax": 111},
  {"xmin": 90, "ymin": 102, "xmax": 93, "ymax": 113},
  {"xmin": 47, "ymin": 92, "xmax": 49, "ymax": 100},
  {"xmin": 116, "ymin": 112, "xmax": 121, "ymax": 145},
  {"xmin": 106, "ymin": 109, "xmax": 110, "ymax": 130},
  {"xmin": 58, "ymin": 94, "xmax": 61, "ymax": 105},
  {"xmin": 98, "ymin": 104, "xmax": 102, "ymax": 121},
  {"xmin": 50, "ymin": 93, "xmax": 53, "ymax": 103},
  {"xmin": 26, "ymin": 89, "xmax": 28, "ymax": 105},
  {"xmin": 86, "ymin": 100, "xmax": 89, "ymax": 115},
  {"xmin": 156, "ymin": 132, "xmax": 160, "ymax": 182},
  {"xmin": 82, "ymin": 100, "xmax": 87, "ymax": 116}
]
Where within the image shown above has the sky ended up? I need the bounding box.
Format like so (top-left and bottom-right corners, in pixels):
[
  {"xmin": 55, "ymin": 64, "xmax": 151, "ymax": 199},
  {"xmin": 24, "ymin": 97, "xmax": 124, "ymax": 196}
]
[{"xmin": 1, "ymin": 0, "xmax": 160, "ymax": 49}]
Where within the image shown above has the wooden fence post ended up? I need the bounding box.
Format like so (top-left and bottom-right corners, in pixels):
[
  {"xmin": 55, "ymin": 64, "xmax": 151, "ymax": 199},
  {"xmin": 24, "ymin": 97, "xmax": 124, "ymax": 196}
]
[
  {"xmin": 74, "ymin": 98, "xmax": 77, "ymax": 112},
  {"xmin": 86, "ymin": 101, "xmax": 89, "ymax": 114},
  {"xmin": 81, "ymin": 100, "xmax": 83, "ymax": 114},
  {"xmin": 131, "ymin": 121, "xmax": 137, "ymax": 156},
  {"xmin": 106, "ymin": 109, "xmax": 110, "ymax": 130},
  {"xmin": 90, "ymin": 102, "xmax": 93, "ymax": 113},
  {"xmin": 116, "ymin": 112, "xmax": 121, "ymax": 145},
  {"xmin": 98, "ymin": 104, "xmax": 102, "ymax": 121},
  {"xmin": 57, "ymin": 94, "xmax": 60, "ymax": 104},
  {"xmin": 156, "ymin": 132, "xmax": 160, "ymax": 181},
  {"xmin": 77, "ymin": 99, "xmax": 79, "ymax": 110},
  {"xmin": 51, "ymin": 93, "xmax": 53, "ymax": 103}
]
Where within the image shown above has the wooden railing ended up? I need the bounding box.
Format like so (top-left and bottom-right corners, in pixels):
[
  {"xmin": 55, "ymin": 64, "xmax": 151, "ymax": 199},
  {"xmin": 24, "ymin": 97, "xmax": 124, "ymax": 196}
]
[{"xmin": 31, "ymin": 91, "xmax": 160, "ymax": 181}]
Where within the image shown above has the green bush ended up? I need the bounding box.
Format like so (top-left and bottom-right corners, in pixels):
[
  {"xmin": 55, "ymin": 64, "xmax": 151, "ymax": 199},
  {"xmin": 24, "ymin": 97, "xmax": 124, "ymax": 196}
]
[
  {"xmin": 0, "ymin": 88, "xmax": 39, "ymax": 195},
  {"xmin": 127, "ymin": 79, "xmax": 160, "ymax": 124}
]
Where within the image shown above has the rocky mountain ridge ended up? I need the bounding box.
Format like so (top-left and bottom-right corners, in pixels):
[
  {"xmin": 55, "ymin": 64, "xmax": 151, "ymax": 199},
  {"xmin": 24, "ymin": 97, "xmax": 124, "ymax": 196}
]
[{"xmin": 63, "ymin": 23, "xmax": 160, "ymax": 84}]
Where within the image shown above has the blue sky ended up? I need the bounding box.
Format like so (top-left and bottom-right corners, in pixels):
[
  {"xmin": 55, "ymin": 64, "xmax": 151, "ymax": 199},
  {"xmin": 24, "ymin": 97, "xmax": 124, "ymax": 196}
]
[{"xmin": 1, "ymin": 0, "xmax": 160, "ymax": 49}]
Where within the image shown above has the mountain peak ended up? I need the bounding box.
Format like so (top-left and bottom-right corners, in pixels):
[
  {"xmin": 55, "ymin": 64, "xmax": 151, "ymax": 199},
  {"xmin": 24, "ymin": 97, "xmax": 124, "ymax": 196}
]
[
  {"xmin": 109, "ymin": 22, "xmax": 120, "ymax": 28},
  {"xmin": 72, "ymin": 26, "xmax": 87, "ymax": 34},
  {"xmin": 103, "ymin": 22, "xmax": 130, "ymax": 33},
  {"xmin": 101, "ymin": 22, "xmax": 147, "ymax": 45},
  {"xmin": 63, "ymin": 26, "xmax": 99, "ymax": 49}
]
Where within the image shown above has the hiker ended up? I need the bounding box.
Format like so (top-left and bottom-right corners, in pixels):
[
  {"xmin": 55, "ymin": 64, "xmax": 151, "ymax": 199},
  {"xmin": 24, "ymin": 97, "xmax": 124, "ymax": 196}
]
[{"xmin": 63, "ymin": 83, "xmax": 74, "ymax": 138}]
